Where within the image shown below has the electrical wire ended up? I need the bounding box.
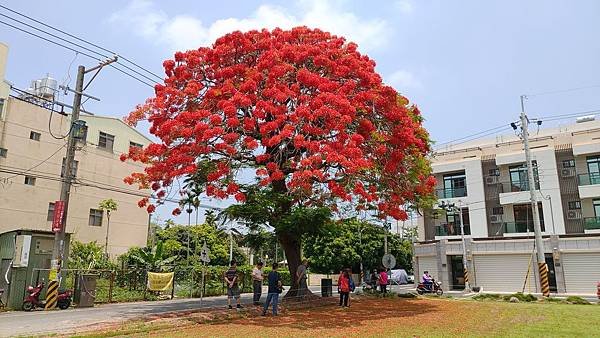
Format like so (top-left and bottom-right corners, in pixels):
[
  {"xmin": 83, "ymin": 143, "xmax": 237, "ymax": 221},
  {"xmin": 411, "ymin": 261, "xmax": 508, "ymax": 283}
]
[
  {"xmin": 526, "ymin": 84, "xmax": 600, "ymax": 98},
  {"xmin": 0, "ymin": 4, "xmax": 163, "ymax": 82},
  {"xmin": 1, "ymin": 142, "xmax": 68, "ymax": 180}
]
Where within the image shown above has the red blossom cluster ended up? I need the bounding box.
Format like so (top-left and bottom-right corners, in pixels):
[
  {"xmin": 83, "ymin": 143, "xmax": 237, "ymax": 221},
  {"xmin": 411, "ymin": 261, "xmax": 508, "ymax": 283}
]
[{"xmin": 123, "ymin": 27, "xmax": 434, "ymax": 219}]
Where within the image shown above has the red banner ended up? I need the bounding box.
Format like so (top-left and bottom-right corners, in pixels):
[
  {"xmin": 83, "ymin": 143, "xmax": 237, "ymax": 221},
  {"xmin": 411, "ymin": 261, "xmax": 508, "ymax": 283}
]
[{"xmin": 52, "ymin": 201, "xmax": 65, "ymax": 233}]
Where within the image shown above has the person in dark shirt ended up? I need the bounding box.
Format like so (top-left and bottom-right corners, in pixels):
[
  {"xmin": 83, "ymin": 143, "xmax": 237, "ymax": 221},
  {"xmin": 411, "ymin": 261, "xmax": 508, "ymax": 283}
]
[
  {"xmin": 262, "ymin": 262, "xmax": 282, "ymax": 316},
  {"xmin": 224, "ymin": 260, "xmax": 242, "ymax": 309}
]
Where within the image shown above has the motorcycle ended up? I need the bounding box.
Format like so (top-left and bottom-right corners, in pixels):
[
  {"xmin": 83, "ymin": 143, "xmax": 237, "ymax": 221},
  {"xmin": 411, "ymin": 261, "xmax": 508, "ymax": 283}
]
[
  {"xmin": 23, "ymin": 282, "xmax": 72, "ymax": 311},
  {"xmin": 416, "ymin": 279, "xmax": 444, "ymax": 296}
]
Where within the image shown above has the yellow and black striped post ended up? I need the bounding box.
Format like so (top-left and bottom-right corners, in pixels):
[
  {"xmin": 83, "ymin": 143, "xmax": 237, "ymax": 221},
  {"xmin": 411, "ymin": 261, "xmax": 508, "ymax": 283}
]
[
  {"xmin": 464, "ymin": 267, "xmax": 469, "ymax": 287},
  {"xmin": 538, "ymin": 262, "xmax": 550, "ymax": 297},
  {"xmin": 44, "ymin": 280, "xmax": 59, "ymax": 310}
]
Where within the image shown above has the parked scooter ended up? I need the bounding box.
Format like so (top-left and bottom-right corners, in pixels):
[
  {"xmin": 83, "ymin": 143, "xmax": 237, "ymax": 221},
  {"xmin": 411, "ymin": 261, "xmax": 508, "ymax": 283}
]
[
  {"xmin": 23, "ymin": 282, "xmax": 72, "ymax": 311},
  {"xmin": 416, "ymin": 279, "xmax": 444, "ymax": 296}
]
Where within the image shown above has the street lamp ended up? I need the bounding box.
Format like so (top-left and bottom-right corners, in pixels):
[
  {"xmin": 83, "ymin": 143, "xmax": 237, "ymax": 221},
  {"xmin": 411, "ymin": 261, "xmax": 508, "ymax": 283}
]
[{"xmin": 439, "ymin": 200, "xmax": 470, "ymax": 292}]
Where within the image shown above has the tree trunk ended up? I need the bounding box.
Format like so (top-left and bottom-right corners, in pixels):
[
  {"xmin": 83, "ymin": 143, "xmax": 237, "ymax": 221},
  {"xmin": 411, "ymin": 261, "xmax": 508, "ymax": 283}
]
[{"xmin": 278, "ymin": 232, "xmax": 302, "ymax": 299}]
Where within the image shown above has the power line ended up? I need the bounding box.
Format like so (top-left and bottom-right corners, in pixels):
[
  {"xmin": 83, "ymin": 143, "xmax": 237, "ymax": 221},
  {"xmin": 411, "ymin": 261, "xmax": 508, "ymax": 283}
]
[
  {"xmin": 0, "ymin": 18, "xmax": 155, "ymax": 88},
  {"xmin": 526, "ymin": 84, "xmax": 600, "ymax": 98},
  {"xmin": 434, "ymin": 124, "xmax": 511, "ymax": 149},
  {"xmin": 0, "ymin": 4, "xmax": 163, "ymax": 82},
  {"xmin": 1, "ymin": 142, "xmax": 67, "ymax": 180}
]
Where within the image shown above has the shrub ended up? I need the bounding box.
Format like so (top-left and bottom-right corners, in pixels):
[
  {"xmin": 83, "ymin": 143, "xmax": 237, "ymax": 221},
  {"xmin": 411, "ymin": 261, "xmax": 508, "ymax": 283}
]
[
  {"xmin": 398, "ymin": 292, "xmax": 418, "ymax": 299},
  {"xmin": 541, "ymin": 297, "xmax": 563, "ymax": 303},
  {"xmin": 502, "ymin": 292, "xmax": 537, "ymax": 302},
  {"xmin": 472, "ymin": 293, "xmax": 502, "ymax": 301},
  {"xmin": 565, "ymin": 296, "xmax": 591, "ymax": 305}
]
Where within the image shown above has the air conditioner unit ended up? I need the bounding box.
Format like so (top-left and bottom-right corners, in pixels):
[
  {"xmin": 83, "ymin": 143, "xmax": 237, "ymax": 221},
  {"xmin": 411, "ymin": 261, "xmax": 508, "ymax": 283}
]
[
  {"xmin": 561, "ymin": 168, "xmax": 575, "ymax": 178},
  {"xmin": 490, "ymin": 215, "xmax": 503, "ymax": 223},
  {"xmin": 485, "ymin": 176, "xmax": 498, "ymax": 185},
  {"xmin": 566, "ymin": 210, "xmax": 582, "ymax": 220}
]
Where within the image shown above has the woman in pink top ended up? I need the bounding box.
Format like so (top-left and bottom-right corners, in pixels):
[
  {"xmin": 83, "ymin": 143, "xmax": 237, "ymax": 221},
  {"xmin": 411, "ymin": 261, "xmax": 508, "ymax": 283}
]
[
  {"xmin": 338, "ymin": 270, "xmax": 351, "ymax": 307},
  {"xmin": 378, "ymin": 268, "xmax": 388, "ymax": 294}
]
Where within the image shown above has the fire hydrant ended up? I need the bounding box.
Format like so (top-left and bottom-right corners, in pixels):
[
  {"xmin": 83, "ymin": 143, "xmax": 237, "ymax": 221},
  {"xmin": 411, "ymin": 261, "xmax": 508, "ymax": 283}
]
[{"xmin": 597, "ymin": 281, "xmax": 600, "ymax": 300}]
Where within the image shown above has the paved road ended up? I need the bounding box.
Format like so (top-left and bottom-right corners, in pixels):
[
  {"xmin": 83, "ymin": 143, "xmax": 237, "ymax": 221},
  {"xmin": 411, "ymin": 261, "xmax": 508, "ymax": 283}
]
[{"xmin": 0, "ymin": 286, "xmax": 325, "ymax": 337}]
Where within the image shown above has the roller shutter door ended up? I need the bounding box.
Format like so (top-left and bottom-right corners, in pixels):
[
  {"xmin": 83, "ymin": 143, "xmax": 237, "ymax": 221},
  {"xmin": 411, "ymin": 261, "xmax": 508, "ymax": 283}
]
[
  {"xmin": 562, "ymin": 253, "xmax": 600, "ymax": 294},
  {"xmin": 474, "ymin": 254, "xmax": 535, "ymax": 293},
  {"xmin": 418, "ymin": 256, "xmax": 438, "ymax": 279}
]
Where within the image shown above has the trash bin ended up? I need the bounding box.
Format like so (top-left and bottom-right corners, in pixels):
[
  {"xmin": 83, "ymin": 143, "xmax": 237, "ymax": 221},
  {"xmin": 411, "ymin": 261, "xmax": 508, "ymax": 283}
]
[
  {"xmin": 321, "ymin": 278, "xmax": 332, "ymax": 297},
  {"xmin": 75, "ymin": 274, "xmax": 97, "ymax": 308}
]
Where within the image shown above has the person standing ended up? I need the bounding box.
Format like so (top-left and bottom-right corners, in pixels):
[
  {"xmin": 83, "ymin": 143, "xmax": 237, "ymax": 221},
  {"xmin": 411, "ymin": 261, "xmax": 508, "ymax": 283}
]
[
  {"xmin": 337, "ymin": 270, "xmax": 350, "ymax": 307},
  {"xmin": 263, "ymin": 263, "xmax": 282, "ymax": 316},
  {"xmin": 252, "ymin": 262, "xmax": 264, "ymax": 305},
  {"xmin": 296, "ymin": 259, "xmax": 309, "ymax": 298},
  {"xmin": 224, "ymin": 260, "xmax": 242, "ymax": 309},
  {"xmin": 379, "ymin": 268, "xmax": 388, "ymax": 294}
]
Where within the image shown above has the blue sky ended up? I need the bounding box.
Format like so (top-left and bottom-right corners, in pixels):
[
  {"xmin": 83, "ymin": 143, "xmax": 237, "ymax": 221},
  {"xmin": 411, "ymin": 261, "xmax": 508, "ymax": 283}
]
[{"xmin": 2, "ymin": 0, "xmax": 600, "ymax": 224}]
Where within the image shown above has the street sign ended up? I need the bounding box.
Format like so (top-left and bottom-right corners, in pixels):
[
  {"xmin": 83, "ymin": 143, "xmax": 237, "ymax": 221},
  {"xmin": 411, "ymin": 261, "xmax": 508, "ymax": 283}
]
[
  {"xmin": 200, "ymin": 242, "xmax": 210, "ymax": 263},
  {"xmin": 382, "ymin": 253, "xmax": 396, "ymax": 269},
  {"xmin": 52, "ymin": 201, "xmax": 65, "ymax": 233}
]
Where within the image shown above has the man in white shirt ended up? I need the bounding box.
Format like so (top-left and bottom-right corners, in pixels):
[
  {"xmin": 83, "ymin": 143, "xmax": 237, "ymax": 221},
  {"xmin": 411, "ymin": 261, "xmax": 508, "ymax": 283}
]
[{"xmin": 252, "ymin": 262, "xmax": 264, "ymax": 305}]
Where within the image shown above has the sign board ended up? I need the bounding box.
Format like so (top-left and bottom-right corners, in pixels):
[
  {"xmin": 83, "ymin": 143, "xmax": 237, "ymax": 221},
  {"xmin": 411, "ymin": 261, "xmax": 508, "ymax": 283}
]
[
  {"xmin": 382, "ymin": 253, "xmax": 396, "ymax": 269},
  {"xmin": 13, "ymin": 235, "xmax": 32, "ymax": 267},
  {"xmin": 147, "ymin": 272, "xmax": 174, "ymax": 291},
  {"xmin": 200, "ymin": 242, "xmax": 211, "ymax": 263},
  {"xmin": 52, "ymin": 200, "xmax": 66, "ymax": 233}
]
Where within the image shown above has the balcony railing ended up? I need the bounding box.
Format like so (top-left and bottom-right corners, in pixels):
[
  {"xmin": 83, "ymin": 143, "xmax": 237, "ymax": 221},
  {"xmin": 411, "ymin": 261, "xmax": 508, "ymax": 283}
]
[
  {"xmin": 577, "ymin": 173, "xmax": 600, "ymax": 186},
  {"xmin": 435, "ymin": 223, "xmax": 471, "ymax": 236},
  {"xmin": 503, "ymin": 220, "xmax": 545, "ymax": 234},
  {"xmin": 435, "ymin": 187, "xmax": 467, "ymax": 199},
  {"xmin": 496, "ymin": 180, "xmax": 540, "ymax": 193},
  {"xmin": 584, "ymin": 217, "xmax": 600, "ymax": 230}
]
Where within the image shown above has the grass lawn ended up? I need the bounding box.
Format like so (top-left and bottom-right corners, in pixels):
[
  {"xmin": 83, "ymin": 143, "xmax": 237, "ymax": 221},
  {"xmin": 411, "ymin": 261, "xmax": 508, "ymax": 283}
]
[{"xmin": 73, "ymin": 297, "xmax": 600, "ymax": 338}]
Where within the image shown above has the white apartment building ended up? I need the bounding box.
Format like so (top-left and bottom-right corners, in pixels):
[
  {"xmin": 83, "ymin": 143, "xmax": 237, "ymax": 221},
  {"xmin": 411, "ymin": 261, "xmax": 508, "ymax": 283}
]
[
  {"xmin": 414, "ymin": 117, "xmax": 600, "ymax": 295},
  {"xmin": 0, "ymin": 42, "xmax": 151, "ymax": 258}
]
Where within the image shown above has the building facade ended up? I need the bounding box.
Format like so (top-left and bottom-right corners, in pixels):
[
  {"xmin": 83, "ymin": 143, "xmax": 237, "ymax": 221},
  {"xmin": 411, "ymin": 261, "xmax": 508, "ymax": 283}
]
[
  {"xmin": 0, "ymin": 42, "xmax": 151, "ymax": 258},
  {"xmin": 414, "ymin": 118, "xmax": 600, "ymax": 295}
]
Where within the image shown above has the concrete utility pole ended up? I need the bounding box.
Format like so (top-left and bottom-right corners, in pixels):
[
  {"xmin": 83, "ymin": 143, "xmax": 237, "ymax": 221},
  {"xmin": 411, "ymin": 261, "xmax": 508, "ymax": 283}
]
[
  {"xmin": 518, "ymin": 95, "xmax": 550, "ymax": 297},
  {"xmin": 439, "ymin": 201, "xmax": 470, "ymax": 292},
  {"xmin": 51, "ymin": 57, "xmax": 117, "ymax": 283}
]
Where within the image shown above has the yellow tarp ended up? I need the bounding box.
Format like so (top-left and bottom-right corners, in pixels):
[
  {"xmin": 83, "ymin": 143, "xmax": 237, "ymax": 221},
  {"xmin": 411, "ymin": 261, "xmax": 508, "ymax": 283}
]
[{"xmin": 147, "ymin": 272, "xmax": 174, "ymax": 291}]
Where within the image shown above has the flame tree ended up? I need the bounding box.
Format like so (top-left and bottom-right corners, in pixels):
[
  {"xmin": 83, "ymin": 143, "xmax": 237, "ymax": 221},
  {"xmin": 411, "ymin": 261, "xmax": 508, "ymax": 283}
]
[{"xmin": 123, "ymin": 27, "xmax": 435, "ymax": 294}]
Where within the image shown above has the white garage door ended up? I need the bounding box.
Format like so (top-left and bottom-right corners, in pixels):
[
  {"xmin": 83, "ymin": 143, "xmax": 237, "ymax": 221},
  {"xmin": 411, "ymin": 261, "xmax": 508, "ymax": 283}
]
[
  {"xmin": 418, "ymin": 256, "xmax": 438, "ymax": 280},
  {"xmin": 562, "ymin": 253, "xmax": 600, "ymax": 294},
  {"xmin": 474, "ymin": 254, "xmax": 535, "ymax": 293}
]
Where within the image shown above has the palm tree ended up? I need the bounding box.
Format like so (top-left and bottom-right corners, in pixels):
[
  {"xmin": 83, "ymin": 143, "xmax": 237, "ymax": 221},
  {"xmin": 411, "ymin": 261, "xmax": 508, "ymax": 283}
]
[{"xmin": 99, "ymin": 199, "xmax": 118, "ymax": 258}]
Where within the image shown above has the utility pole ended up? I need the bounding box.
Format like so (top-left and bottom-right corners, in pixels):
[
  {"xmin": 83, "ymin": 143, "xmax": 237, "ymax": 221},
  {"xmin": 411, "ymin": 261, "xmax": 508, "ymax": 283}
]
[
  {"xmin": 440, "ymin": 200, "xmax": 470, "ymax": 292},
  {"xmin": 51, "ymin": 57, "xmax": 117, "ymax": 283},
  {"xmin": 517, "ymin": 95, "xmax": 550, "ymax": 297}
]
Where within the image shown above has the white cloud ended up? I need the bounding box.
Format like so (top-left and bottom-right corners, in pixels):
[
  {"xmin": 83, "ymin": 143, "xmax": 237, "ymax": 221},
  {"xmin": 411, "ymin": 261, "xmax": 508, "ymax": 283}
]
[
  {"xmin": 395, "ymin": 0, "xmax": 414, "ymax": 14},
  {"xmin": 387, "ymin": 69, "xmax": 422, "ymax": 90},
  {"xmin": 110, "ymin": 0, "xmax": 388, "ymax": 53}
]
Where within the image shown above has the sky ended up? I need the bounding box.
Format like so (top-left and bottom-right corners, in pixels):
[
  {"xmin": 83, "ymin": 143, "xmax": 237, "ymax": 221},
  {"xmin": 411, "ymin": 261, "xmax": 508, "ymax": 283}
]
[{"xmin": 2, "ymin": 0, "xmax": 600, "ymax": 225}]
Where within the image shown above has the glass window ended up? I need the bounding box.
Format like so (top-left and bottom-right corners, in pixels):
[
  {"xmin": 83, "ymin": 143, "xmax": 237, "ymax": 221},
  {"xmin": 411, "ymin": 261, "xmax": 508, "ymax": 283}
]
[
  {"xmin": 24, "ymin": 176, "xmax": 36, "ymax": 186},
  {"xmin": 509, "ymin": 161, "xmax": 539, "ymax": 191},
  {"xmin": 61, "ymin": 158, "xmax": 79, "ymax": 178},
  {"xmin": 562, "ymin": 159, "xmax": 575, "ymax": 168},
  {"xmin": 129, "ymin": 141, "xmax": 143, "ymax": 149},
  {"xmin": 89, "ymin": 209, "xmax": 103, "ymax": 226},
  {"xmin": 513, "ymin": 203, "xmax": 545, "ymax": 232},
  {"xmin": 0, "ymin": 147, "xmax": 6, "ymax": 158},
  {"xmin": 47, "ymin": 202, "xmax": 55, "ymax": 222},
  {"xmin": 98, "ymin": 132, "xmax": 115, "ymax": 151},
  {"xmin": 488, "ymin": 168, "xmax": 500, "ymax": 176},
  {"xmin": 587, "ymin": 156, "xmax": 600, "ymax": 185},
  {"xmin": 29, "ymin": 131, "xmax": 41, "ymax": 141},
  {"xmin": 593, "ymin": 199, "xmax": 600, "ymax": 218},
  {"xmin": 492, "ymin": 206, "xmax": 504, "ymax": 215},
  {"xmin": 568, "ymin": 201, "xmax": 581, "ymax": 210},
  {"xmin": 442, "ymin": 172, "xmax": 467, "ymax": 198}
]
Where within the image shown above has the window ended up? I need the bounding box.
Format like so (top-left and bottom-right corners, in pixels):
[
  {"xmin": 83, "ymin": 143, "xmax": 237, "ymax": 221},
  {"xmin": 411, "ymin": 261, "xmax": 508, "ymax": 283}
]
[
  {"xmin": 488, "ymin": 168, "xmax": 500, "ymax": 177},
  {"xmin": 444, "ymin": 207, "xmax": 470, "ymax": 235},
  {"xmin": 89, "ymin": 209, "xmax": 103, "ymax": 226},
  {"xmin": 513, "ymin": 203, "xmax": 545, "ymax": 232},
  {"xmin": 492, "ymin": 207, "xmax": 504, "ymax": 215},
  {"xmin": 442, "ymin": 172, "xmax": 467, "ymax": 198},
  {"xmin": 29, "ymin": 131, "xmax": 41, "ymax": 141},
  {"xmin": 594, "ymin": 199, "xmax": 600, "ymax": 218},
  {"xmin": 98, "ymin": 132, "xmax": 115, "ymax": 151},
  {"xmin": 586, "ymin": 155, "xmax": 600, "ymax": 185},
  {"xmin": 24, "ymin": 176, "xmax": 36, "ymax": 186},
  {"xmin": 0, "ymin": 147, "xmax": 6, "ymax": 158},
  {"xmin": 0, "ymin": 98, "xmax": 4, "ymax": 115},
  {"xmin": 509, "ymin": 161, "xmax": 539, "ymax": 191},
  {"xmin": 61, "ymin": 158, "xmax": 79, "ymax": 178},
  {"xmin": 562, "ymin": 159, "xmax": 575, "ymax": 168},
  {"xmin": 568, "ymin": 201, "xmax": 581, "ymax": 210},
  {"xmin": 129, "ymin": 141, "xmax": 143, "ymax": 150},
  {"xmin": 47, "ymin": 202, "xmax": 55, "ymax": 221}
]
